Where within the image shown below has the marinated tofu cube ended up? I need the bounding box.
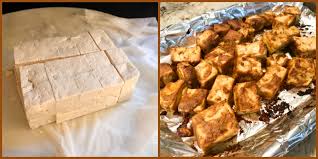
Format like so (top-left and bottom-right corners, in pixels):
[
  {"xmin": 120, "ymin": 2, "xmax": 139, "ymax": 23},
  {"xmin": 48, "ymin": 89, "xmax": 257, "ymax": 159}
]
[
  {"xmin": 259, "ymin": 10, "xmax": 276, "ymax": 27},
  {"xmin": 272, "ymin": 26, "xmax": 300, "ymax": 37},
  {"xmin": 170, "ymin": 46, "xmax": 201, "ymax": 64},
  {"xmin": 286, "ymin": 58, "xmax": 315, "ymax": 87},
  {"xmin": 194, "ymin": 60, "xmax": 218, "ymax": 89},
  {"xmin": 233, "ymin": 82, "xmax": 261, "ymax": 114},
  {"xmin": 178, "ymin": 88, "xmax": 208, "ymax": 114},
  {"xmin": 257, "ymin": 65, "xmax": 287, "ymax": 99},
  {"xmin": 192, "ymin": 102, "xmax": 239, "ymax": 153},
  {"xmin": 160, "ymin": 63, "xmax": 177, "ymax": 88},
  {"xmin": 205, "ymin": 42, "xmax": 235, "ymax": 74},
  {"xmin": 262, "ymin": 31, "xmax": 291, "ymax": 53},
  {"xmin": 291, "ymin": 37, "xmax": 316, "ymax": 58},
  {"xmin": 266, "ymin": 53, "xmax": 289, "ymax": 67},
  {"xmin": 238, "ymin": 26, "xmax": 255, "ymax": 41},
  {"xmin": 273, "ymin": 14, "xmax": 296, "ymax": 27},
  {"xmin": 176, "ymin": 62, "xmax": 199, "ymax": 88},
  {"xmin": 235, "ymin": 41, "xmax": 267, "ymax": 59},
  {"xmin": 213, "ymin": 23, "xmax": 231, "ymax": 36},
  {"xmin": 207, "ymin": 75, "xmax": 235, "ymax": 105},
  {"xmin": 160, "ymin": 80, "xmax": 186, "ymax": 113},
  {"xmin": 282, "ymin": 6, "xmax": 301, "ymax": 16},
  {"xmin": 223, "ymin": 30, "xmax": 243, "ymax": 43},
  {"xmin": 233, "ymin": 56, "xmax": 263, "ymax": 82},
  {"xmin": 196, "ymin": 30, "xmax": 220, "ymax": 53},
  {"xmin": 245, "ymin": 15, "xmax": 266, "ymax": 31},
  {"xmin": 226, "ymin": 19, "xmax": 243, "ymax": 30}
]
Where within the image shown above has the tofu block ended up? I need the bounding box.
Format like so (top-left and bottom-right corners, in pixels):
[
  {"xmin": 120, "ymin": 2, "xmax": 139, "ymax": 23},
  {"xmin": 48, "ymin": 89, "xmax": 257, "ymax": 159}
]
[
  {"xmin": 160, "ymin": 63, "xmax": 177, "ymax": 88},
  {"xmin": 213, "ymin": 23, "xmax": 230, "ymax": 36},
  {"xmin": 207, "ymin": 75, "xmax": 234, "ymax": 105},
  {"xmin": 235, "ymin": 41, "xmax": 267, "ymax": 59},
  {"xmin": 72, "ymin": 32, "xmax": 100, "ymax": 54},
  {"xmin": 291, "ymin": 37, "xmax": 316, "ymax": 58},
  {"xmin": 233, "ymin": 82, "xmax": 260, "ymax": 114},
  {"xmin": 176, "ymin": 62, "xmax": 198, "ymax": 88},
  {"xmin": 233, "ymin": 56, "xmax": 263, "ymax": 82},
  {"xmin": 286, "ymin": 58, "xmax": 315, "ymax": 87},
  {"xmin": 196, "ymin": 30, "xmax": 220, "ymax": 53},
  {"xmin": 160, "ymin": 80, "xmax": 186, "ymax": 113},
  {"xmin": 262, "ymin": 31, "xmax": 291, "ymax": 53},
  {"xmin": 205, "ymin": 42, "xmax": 235, "ymax": 74},
  {"xmin": 28, "ymin": 115, "xmax": 56, "ymax": 129},
  {"xmin": 170, "ymin": 46, "xmax": 201, "ymax": 64},
  {"xmin": 223, "ymin": 29, "xmax": 243, "ymax": 43},
  {"xmin": 178, "ymin": 88, "xmax": 208, "ymax": 114},
  {"xmin": 192, "ymin": 102, "xmax": 239, "ymax": 153},
  {"xmin": 88, "ymin": 29, "xmax": 117, "ymax": 51},
  {"xmin": 194, "ymin": 60, "xmax": 218, "ymax": 89},
  {"xmin": 266, "ymin": 53, "xmax": 289, "ymax": 67},
  {"xmin": 104, "ymin": 48, "xmax": 140, "ymax": 102},
  {"xmin": 245, "ymin": 15, "xmax": 266, "ymax": 31},
  {"xmin": 257, "ymin": 65, "xmax": 287, "ymax": 99}
]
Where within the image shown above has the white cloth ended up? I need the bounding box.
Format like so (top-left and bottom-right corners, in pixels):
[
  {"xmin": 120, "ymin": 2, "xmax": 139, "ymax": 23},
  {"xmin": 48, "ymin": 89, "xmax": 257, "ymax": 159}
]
[{"xmin": 2, "ymin": 7, "xmax": 158, "ymax": 157}]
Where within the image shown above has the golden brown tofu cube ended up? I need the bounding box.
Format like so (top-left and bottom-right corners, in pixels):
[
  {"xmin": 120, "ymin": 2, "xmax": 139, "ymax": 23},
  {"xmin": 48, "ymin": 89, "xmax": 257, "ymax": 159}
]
[
  {"xmin": 205, "ymin": 42, "xmax": 235, "ymax": 74},
  {"xmin": 235, "ymin": 41, "xmax": 267, "ymax": 59},
  {"xmin": 266, "ymin": 53, "xmax": 289, "ymax": 67},
  {"xmin": 223, "ymin": 29, "xmax": 243, "ymax": 43},
  {"xmin": 196, "ymin": 30, "xmax": 220, "ymax": 54},
  {"xmin": 273, "ymin": 26, "xmax": 300, "ymax": 37},
  {"xmin": 233, "ymin": 56, "xmax": 263, "ymax": 82},
  {"xmin": 233, "ymin": 82, "xmax": 261, "ymax": 114},
  {"xmin": 245, "ymin": 15, "xmax": 266, "ymax": 31},
  {"xmin": 178, "ymin": 88, "xmax": 208, "ymax": 114},
  {"xmin": 207, "ymin": 75, "xmax": 235, "ymax": 105},
  {"xmin": 273, "ymin": 14, "xmax": 296, "ymax": 27},
  {"xmin": 291, "ymin": 37, "xmax": 316, "ymax": 58},
  {"xmin": 262, "ymin": 31, "xmax": 291, "ymax": 53},
  {"xmin": 286, "ymin": 58, "xmax": 315, "ymax": 87},
  {"xmin": 160, "ymin": 80, "xmax": 186, "ymax": 113},
  {"xmin": 238, "ymin": 26, "xmax": 255, "ymax": 41},
  {"xmin": 257, "ymin": 65, "xmax": 287, "ymax": 100},
  {"xmin": 259, "ymin": 10, "xmax": 276, "ymax": 27},
  {"xmin": 226, "ymin": 19, "xmax": 243, "ymax": 30},
  {"xmin": 170, "ymin": 46, "xmax": 201, "ymax": 64},
  {"xmin": 213, "ymin": 23, "xmax": 231, "ymax": 36},
  {"xmin": 283, "ymin": 6, "xmax": 301, "ymax": 16},
  {"xmin": 192, "ymin": 102, "xmax": 239, "ymax": 153},
  {"xmin": 176, "ymin": 62, "xmax": 198, "ymax": 88},
  {"xmin": 194, "ymin": 60, "xmax": 218, "ymax": 89},
  {"xmin": 160, "ymin": 63, "xmax": 177, "ymax": 88}
]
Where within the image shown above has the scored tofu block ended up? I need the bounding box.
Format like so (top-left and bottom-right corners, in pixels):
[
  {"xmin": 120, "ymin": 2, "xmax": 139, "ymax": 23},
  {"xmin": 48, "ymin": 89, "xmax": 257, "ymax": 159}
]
[
  {"xmin": 196, "ymin": 30, "xmax": 220, "ymax": 53},
  {"xmin": 235, "ymin": 41, "xmax": 267, "ymax": 59},
  {"xmin": 72, "ymin": 32, "xmax": 100, "ymax": 54},
  {"xmin": 104, "ymin": 48, "xmax": 140, "ymax": 102},
  {"xmin": 291, "ymin": 37, "xmax": 316, "ymax": 58},
  {"xmin": 178, "ymin": 88, "xmax": 208, "ymax": 114},
  {"xmin": 286, "ymin": 58, "xmax": 315, "ymax": 87},
  {"xmin": 262, "ymin": 31, "xmax": 291, "ymax": 53},
  {"xmin": 170, "ymin": 46, "xmax": 201, "ymax": 64},
  {"xmin": 89, "ymin": 29, "xmax": 117, "ymax": 51},
  {"xmin": 266, "ymin": 53, "xmax": 289, "ymax": 67},
  {"xmin": 160, "ymin": 80, "xmax": 186, "ymax": 113},
  {"xmin": 192, "ymin": 102, "xmax": 239, "ymax": 153},
  {"xmin": 257, "ymin": 65, "xmax": 287, "ymax": 100},
  {"xmin": 160, "ymin": 63, "xmax": 177, "ymax": 88},
  {"xmin": 16, "ymin": 63, "xmax": 56, "ymax": 128},
  {"xmin": 194, "ymin": 60, "xmax": 218, "ymax": 89},
  {"xmin": 207, "ymin": 75, "xmax": 234, "ymax": 105},
  {"xmin": 233, "ymin": 82, "xmax": 261, "ymax": 114},
  {"xmin": 176, "ymin": 62, "xmax": 198, "ymax": 88},
  {"xmin": 233, "ymin": 56, "xmax": 263, "ymax": 82}
]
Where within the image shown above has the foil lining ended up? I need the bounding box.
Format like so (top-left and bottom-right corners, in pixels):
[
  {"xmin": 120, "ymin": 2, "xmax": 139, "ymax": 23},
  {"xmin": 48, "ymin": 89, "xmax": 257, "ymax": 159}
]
[{"xmin": 160, "ymin": 2, "xmax": 316, "ymax": 157}]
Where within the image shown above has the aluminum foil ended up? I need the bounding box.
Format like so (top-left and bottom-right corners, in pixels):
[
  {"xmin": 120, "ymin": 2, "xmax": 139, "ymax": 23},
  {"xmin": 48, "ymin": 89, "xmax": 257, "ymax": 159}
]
[{"xmin": 160, "ymin": 2, "xmax": 316, "ymax": 157}]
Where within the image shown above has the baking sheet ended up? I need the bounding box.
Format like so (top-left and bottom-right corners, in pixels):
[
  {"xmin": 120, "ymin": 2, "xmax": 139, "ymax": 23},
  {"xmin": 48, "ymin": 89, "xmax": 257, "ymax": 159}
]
[
  {"xmin": 2, "ymin": 8, "xmax": 158, "ymax": 156},
  {"xmin": 160, "ymin": 2, "xmax": 316, "ymax": 157}
]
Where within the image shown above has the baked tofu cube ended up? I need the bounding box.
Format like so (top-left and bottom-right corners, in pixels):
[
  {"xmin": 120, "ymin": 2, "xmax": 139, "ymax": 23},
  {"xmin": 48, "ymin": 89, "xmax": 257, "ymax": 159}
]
[
  {"xmin": 192, "ymin": 102, "xmax": 239, "ymax": 153},
  {"xmin": 259, "ymin": 10, "xmax": 276, "ymax": 27},
  {"xmin": 205, "ymin": 42, "xmax": 235, "ymax": 74},
  {"xmin": 266, "ymin": 53, "xmax": 289, "ymax": 67},
  {"xmin": 235, "ymin": 41, "xmax": 267, "ymax": 59},
  {"xmin": 170, "ymin": 46, "xmax": 201, "ymax": 64},
  {"xmin": 238, "ymin": 26, "xmax": 255, "ymax": 41},
  {"xmin": 194, "ymin": 60, "xmax": 218, "ymax": 89},
  {"xmin": 160, "ymin": 80, "xmax": 186, "ymax": 113},
  {"xmin": 286, "ymin": 58, "xmax": 315, "ymax": 87},
  {"xmin": 245, "ymin": 15, "xmax": 266, "ymax": 31},
  {"xmin": 273, "ymin": 26, "xmax": 300, "ymax": 37},
  {"xmin": 273, "ymin": 14, "xmax": 296, "ymax": 27},
  {"xmin": 233, "ymin": 82, "xmax": 261, "ymax": 114},
  {"xmin": 223, "ymin": 30, "xmax": 243, "ymax": 43},
  {"xmin": 213, "ymin": 23, "xmax": 231, "ymax": 36},
  {"xmin": 196, "ymin": 30, "xmax": 220, "ymax": 53},
  {"xmin": 283, "ymin": 6, "xmax": 301, "ymax": 16},
  {"xmin": 291, "ymin": 37, "xmax": 316, "ymax": 58},
  {"xmin": 178, "ymin": 88, "xmax": 208, "ymax": 114},
  {"xmin": 262, "ymin": 31, "xmax": 290, "ymax": 53},
  {"xmin": 257, "ymin": 65, "xmax": 287, "ymax": 99},
  {"xmin": 233, "ymin": 56, "xmax": 263, "ymax": 82},
  {"xmin": 176, "ymin": 62, "xmax": 198, "ymax": 88},
  {"xmin": 160, "ymin": 63, "xmax": 177, "ymax": 88},
  {"xmin": 207, "ymin": 75, "xmax": 234, "ymax": 105},
  {"xmin": 226, "ymin": 19, "xmax": 243, "ymax": 30}
]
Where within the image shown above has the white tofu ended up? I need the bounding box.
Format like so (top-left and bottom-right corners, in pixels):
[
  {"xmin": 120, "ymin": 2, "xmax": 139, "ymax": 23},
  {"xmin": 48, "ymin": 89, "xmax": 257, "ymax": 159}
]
[
  {"xmin": 89, "ymin": 29, "xmax": 117, "ymax": 51},
  {"xmin": 72, "ymin": 32, "xmax": 100, "ymax": 54}
]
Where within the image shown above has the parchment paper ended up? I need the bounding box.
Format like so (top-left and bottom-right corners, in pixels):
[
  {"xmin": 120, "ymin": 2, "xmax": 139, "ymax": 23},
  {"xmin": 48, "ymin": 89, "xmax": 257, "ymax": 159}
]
[{"xmin": 2, "ymin": 7, "xmax": 158, "ymax": 157}]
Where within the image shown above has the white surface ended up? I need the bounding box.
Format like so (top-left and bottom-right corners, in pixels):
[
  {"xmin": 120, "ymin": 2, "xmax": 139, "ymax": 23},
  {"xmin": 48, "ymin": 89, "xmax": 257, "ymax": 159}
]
[{"xmin": 2, "ymin": 8, "xmax": 158, "ymax": 156}]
